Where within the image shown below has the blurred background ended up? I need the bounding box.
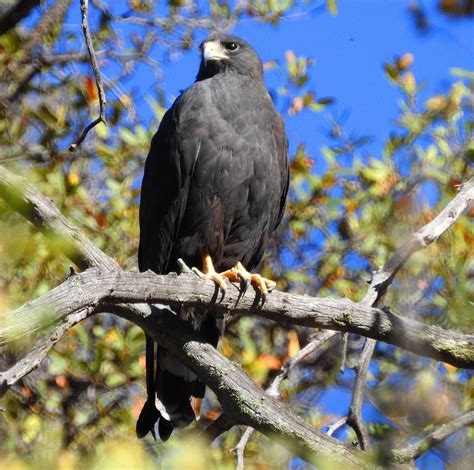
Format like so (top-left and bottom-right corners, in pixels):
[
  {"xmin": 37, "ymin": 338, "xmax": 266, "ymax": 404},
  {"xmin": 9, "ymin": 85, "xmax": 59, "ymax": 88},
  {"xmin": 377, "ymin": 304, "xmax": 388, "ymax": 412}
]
[{"xmin": 0, "ymin": 1, "xmax": 473, "ymax": 468}]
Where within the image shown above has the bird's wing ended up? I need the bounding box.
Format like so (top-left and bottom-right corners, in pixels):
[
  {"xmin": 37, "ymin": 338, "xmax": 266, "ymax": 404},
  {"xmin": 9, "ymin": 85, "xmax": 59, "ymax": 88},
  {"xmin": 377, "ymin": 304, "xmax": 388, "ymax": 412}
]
[
  {"xmin": 272, "ymin": 114, "xmax": 290, "ymax": 231},
  {"xmin": 138, "ymin": 96, "xmax": 199, "ymax": 274}
]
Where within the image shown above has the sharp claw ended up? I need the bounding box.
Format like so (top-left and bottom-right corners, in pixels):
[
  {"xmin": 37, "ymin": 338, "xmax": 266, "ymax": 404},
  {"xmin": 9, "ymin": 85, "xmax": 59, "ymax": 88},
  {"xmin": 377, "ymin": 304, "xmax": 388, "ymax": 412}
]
[
  {"xmin": 266, "ymin": 281, "xmax": 276, "ymax": 293},
  {"xmin": 219, "ymin": 288, "xmax": 226, "ymax": 302},
  {"xmin": 192, "ymin": 266, "xmax": 227, "ymax": 300},
  {"xmin": 218, "ymin": 282, "xmax": 226, "ymax": 301},
  {"xmin": 241, "ymin": 277, "xmax": 250, "ymax": 294}
]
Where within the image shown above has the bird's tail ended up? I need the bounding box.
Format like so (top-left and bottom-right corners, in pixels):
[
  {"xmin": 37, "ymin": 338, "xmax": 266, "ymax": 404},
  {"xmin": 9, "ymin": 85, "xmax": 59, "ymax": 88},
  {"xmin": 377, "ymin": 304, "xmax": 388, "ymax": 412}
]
[{"xmin": 136, "ymin": 312, "xmax": 219, "ymax": 441}]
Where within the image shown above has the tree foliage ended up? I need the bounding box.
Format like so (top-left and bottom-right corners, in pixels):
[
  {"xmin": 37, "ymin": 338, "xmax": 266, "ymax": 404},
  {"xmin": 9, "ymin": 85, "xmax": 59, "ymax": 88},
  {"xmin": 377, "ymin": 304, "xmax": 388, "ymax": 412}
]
[{"xmin": 0, "ymin": 1, "xmax": 473, "ymax": 468}]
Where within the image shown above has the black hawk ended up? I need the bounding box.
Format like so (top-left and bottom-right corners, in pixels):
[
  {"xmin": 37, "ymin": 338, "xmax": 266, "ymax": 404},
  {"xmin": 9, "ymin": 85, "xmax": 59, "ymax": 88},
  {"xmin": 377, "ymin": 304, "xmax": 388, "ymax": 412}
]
[{"xmin": 137, "ymin": 34, "xmax": 289, "ymax": 441}]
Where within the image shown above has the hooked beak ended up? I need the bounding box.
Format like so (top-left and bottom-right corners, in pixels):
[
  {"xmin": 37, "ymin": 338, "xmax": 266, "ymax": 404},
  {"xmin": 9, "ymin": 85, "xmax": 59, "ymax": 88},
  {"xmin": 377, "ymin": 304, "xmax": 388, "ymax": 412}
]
[{"xmin": 202, "ymin": 41, "xmax": 228, "ymax": 63}]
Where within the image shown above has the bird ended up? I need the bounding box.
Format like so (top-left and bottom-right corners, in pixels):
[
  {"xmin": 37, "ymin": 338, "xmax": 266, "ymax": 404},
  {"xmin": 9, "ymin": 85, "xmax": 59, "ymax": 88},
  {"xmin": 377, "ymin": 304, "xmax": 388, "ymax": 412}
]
[{"xmin": 136, "ymin": 33, "xmax": 289, "ymax": 442}]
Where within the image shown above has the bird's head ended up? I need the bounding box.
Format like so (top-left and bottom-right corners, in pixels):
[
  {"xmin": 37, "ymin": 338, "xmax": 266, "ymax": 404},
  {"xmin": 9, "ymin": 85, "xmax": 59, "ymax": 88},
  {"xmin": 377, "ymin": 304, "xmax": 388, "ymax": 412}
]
[{"xmin": 196, "ymin": 34, "xmax": 263, "ymax": 82}]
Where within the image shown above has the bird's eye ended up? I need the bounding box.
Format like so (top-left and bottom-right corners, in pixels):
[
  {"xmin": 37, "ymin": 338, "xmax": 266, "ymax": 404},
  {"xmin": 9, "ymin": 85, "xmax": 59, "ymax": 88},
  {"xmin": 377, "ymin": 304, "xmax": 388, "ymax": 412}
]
[{"xmin": 224, "ymin": 42, "xmax": 240, "ymax": 52}]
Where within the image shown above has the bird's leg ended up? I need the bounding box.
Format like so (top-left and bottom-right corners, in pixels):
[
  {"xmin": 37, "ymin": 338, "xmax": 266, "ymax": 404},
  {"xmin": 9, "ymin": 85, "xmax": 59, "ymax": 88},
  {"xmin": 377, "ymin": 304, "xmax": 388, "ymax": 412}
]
[
  {"xmin": 222, "ymin": 261, "xmax": 276, "ymax": 299},
  {"xmin": 192, "ymin": 250, "xmax": 227, "ymax": 295}
]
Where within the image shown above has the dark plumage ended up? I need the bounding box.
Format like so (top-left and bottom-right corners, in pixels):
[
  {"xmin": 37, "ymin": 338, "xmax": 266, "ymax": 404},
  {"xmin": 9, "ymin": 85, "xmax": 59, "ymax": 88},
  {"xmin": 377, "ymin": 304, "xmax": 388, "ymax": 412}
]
[{"xmin": 137, "ymin": 34, "xmax": 289, "ymax": 441}]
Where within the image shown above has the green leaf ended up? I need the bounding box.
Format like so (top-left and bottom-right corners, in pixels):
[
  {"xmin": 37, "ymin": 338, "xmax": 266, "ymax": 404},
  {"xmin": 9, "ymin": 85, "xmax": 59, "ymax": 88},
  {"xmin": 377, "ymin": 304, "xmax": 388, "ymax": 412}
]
[
  {"xmin": 105, "ymin": 372, "xmax": 127, "ymax": 388},
  {"xmin": 450, "ymin": 68, "xmax": 474, "ymax": 80}
]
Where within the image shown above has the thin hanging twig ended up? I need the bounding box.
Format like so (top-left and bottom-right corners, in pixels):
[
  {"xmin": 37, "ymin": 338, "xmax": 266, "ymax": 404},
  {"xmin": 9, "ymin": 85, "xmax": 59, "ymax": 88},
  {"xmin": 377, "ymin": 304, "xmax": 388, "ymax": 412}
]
[{"xmin": 69, "ymin": 0, "xmax": 106, "ymax": 151}]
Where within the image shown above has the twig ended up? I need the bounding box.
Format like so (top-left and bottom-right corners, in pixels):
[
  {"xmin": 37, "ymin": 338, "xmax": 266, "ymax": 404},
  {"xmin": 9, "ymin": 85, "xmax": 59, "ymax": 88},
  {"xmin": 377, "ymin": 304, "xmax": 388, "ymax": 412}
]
[
  {"xmin": 267, "ymin": 330, "xmax": 338, "ymax": 397},
  {"xmin": 346, "ymin": 339, "xmax": 374, "ymax": 449},
  {"xmin": 69, "ymin": 0, "xmax": 106, "ymax": 151},
  {"xmin": 340, "ymin": 332, "xmax": 348, "ymax": 373},
  {"xmin": 232, "ymin": 427, "xmax": 255, "ymax": 470},
  {"xmin": 392, "ymin": 409, "xmax": 474, "ymax": 463},
  {"xmin": 327, "ymin": 417, "xmax": 348, "ymax": 437},
  {"xmin": 363, "ymin": 178, "xmax": 474, "ymax": 306}
]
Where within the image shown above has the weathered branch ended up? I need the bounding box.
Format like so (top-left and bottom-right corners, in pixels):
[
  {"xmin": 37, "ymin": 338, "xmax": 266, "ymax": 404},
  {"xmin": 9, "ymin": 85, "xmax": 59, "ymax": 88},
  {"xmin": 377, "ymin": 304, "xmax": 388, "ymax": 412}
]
[
  {"xmin": 233, "ymin": 426, "xmax": 254, "ymax": 470},
  {"xmin": 392, "ymin": 409, "xmax": 474, "ymax": 463},
  {"xmin": 1, "ymin": 269, "xmax": 473, "ymax": 368},
  {"xmin": 0, "ymin": 288, "xmax": 366, "ymax": 466},
  {"xmin": 114, "ymin": 303, "xmax": 366, "ymax": 467},
  {"xmin": 267, "ymin": 330, "xmax": 339, "ymax": 398},
  {"xmin": 347, "ymin": 338, "xmax": 374, "ymax": 449},
  {"xmin": 0, "ymin": 308, "xmax": 90, "ymax": 395},
  {"xmin": 1, "ymin": 297, "xmax": 365, "ymax": 466}
]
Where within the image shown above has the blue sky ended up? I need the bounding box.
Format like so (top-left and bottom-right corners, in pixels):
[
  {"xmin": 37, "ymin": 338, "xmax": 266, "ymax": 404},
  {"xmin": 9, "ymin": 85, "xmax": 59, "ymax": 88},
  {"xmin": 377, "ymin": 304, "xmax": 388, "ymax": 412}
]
[{"xmin": 142, "ymin": 1, "xmax": 473, "ymax": 162}]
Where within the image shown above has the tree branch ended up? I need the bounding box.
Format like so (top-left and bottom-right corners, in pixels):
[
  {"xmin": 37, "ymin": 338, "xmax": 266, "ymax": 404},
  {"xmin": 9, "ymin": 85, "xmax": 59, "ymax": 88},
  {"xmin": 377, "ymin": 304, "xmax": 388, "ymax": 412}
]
[
  {"xmin": 392, "ymin": 409, "xmax": 474, "ymax": 463},
  {"xmin": 119, "ymin": 303, "xmax": 367, "ymax": 467},
  {"xmin": 267, "ymin": 330, "xmax": 339, "ymax": 398},
  {"xmin": 364, "ymin": 178, "xmax": 474, "ymax": 306},
  {"xmin": 1, "ymin": 269, "xmax": 472, "ymax": 368},
  {"xmin": 0, "ymin": 308, "xmax": 90, "ymax": 396},
  {"xmin": 346, "ymin": 338, "xmax": 375, "ymax": 450},
  {"xmin": 233, "ymin": 330, "xmax": 339, "ymax": 469}
]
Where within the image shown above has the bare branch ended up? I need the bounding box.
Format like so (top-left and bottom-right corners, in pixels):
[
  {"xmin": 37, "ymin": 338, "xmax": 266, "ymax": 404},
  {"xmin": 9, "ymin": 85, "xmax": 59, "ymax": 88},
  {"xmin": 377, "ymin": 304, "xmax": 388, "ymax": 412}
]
[
  {"xmin": 232, "ymin": 427, "xmax": 255, "ymax": 470},
  {"xmin": 327, "ymin": 417, "xmax": 348, "ymax": 437},
  {"xmin": 392, "ymin": 409, "xmax": 474, "ymax": 463},
  {"xmin": 69, "ymin": 0, "xmax": 107, "ymax": 151},
  {"xmin": 99, "ymin": 303, "xmax": 368, "ymax": 467},
  {"xmin": 346, "ymin": 339, "xmax": 374, "ymax": 450},
  {"xmin": 267, "ymin": 330, "xmax": 338, "ymax": 397}
]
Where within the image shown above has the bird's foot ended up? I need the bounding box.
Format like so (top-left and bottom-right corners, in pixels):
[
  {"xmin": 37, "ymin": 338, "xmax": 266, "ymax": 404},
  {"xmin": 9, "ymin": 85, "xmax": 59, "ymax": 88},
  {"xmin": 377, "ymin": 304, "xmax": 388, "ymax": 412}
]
[{"xmin": 225, "ymin": 262, "xmax": 276, "ymax": 300}]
